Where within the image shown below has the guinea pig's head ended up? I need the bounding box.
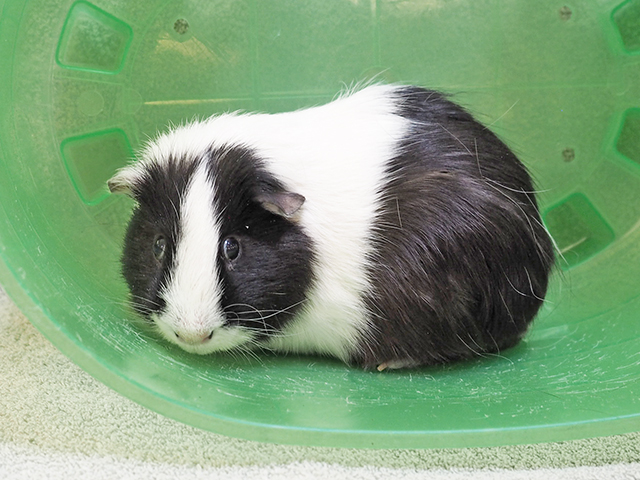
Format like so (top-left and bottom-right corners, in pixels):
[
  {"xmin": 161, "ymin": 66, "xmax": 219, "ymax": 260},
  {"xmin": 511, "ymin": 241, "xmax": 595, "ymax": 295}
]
[{"xmin": 108, "ymin": 144, "xmax": 315, "ymax": 355}]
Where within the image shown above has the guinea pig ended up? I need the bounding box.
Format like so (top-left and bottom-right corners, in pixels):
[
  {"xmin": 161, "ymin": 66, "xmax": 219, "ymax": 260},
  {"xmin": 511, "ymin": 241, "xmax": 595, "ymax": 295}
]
[{"xmin": 108, "ymin": 84, "xmax": 555, "ymax": 371}]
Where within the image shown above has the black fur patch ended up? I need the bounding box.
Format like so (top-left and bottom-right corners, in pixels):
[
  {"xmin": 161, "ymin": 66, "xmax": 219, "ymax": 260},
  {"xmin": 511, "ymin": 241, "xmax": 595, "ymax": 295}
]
[
  {"xmin": 121, "ymin": 157, "xmax": 199, "ymax": 318},
  {"xmin": 353, "ymin": 87, "xmax": 555, "ymax": 369},
  {"xmin": 205, "ymin": 146, "xmax": 315, "ymax": 338}
]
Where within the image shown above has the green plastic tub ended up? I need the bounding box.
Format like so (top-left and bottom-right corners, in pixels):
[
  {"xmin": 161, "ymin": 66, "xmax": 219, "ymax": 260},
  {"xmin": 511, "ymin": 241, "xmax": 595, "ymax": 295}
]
[{"xmin": 1, "ymin": 0, "xmax": 639, "ymax": 449}]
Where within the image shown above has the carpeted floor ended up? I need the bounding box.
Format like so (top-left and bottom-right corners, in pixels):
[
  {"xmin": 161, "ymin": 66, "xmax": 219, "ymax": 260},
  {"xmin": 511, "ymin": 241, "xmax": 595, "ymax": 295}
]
[{"xmin": 1, "ymin": 286, "xmax": 639, "ymax": 479}]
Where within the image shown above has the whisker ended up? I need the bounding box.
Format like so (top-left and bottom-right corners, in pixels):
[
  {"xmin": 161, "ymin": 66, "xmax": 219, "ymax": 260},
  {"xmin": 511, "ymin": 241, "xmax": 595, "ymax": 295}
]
[
  {"xmin": 524, "ymin": 267, "xmax": 547, "ymax": 303},
  {"xmin": 481, "ymin": 178, "xmax": 557, "ymax": 264},
  {"xmin": 486, "ymin": 99, "xmax": 519, "ymax": 128},
  {"xmin": 498, "ymin": 290, "xmax": 516, "ymax": 327},
  {"xmin": 223, "ymin": 299, "xmax": 307, "ymax": 323},
  {"xmin": 484, "ymin": 178, "xmax": 551, "ymax": 195},
  {"xmin": 436, "ymin": 122, "xmax": 473, "ymax": 155},
  {"xmin": 504, "ymin": 274, "xmax": 530, "ymax": 298},
  {"xmin": 455, "ymin": 333, "xmax": 487, "ymax": 358}
]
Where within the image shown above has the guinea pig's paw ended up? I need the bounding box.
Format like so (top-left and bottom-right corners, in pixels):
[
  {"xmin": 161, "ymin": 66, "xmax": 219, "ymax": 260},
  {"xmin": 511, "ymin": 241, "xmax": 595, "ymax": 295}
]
[{"xmin": 376, "ymin": 359, "xmax": 421, "ymax": 371}]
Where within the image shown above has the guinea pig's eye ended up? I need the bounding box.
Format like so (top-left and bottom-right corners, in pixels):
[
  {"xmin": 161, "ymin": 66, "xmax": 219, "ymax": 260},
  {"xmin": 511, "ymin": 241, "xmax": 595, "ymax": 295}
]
[
  {"xmin": 152, "ymin": 235, "xmax": 167, "ymax": 262},
  {"xmin": 222, "ymin": 237, "xmax": 240, "ymax": 261}
]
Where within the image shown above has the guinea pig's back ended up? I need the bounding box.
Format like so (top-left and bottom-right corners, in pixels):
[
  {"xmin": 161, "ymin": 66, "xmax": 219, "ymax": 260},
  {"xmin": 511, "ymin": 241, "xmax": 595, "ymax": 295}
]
[{"xmin": 353, "ymin": 87, "xmax": 555, "ymax": 369}]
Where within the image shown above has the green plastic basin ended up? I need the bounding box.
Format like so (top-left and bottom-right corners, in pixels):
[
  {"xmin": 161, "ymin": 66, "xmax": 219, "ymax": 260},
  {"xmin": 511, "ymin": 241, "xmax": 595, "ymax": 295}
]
[{"xmin": 1, "ymin": 0, "xmax": 639, "ymax": 449}]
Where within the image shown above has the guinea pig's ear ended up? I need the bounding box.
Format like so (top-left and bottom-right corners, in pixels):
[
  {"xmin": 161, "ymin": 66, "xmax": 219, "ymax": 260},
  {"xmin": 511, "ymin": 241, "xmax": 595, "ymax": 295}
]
[
  {"xmin": 107, "ymin": 166, "xmax": 140, "ymax": 197},
  {"xmin": 254, "ymin": 190, "xmax": 305, "ymax": 219}
]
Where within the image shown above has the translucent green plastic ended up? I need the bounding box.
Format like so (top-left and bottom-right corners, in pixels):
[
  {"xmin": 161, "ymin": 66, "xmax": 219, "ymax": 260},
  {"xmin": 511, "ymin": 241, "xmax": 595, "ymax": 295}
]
[{"xmin": 1, "ymin": 0, "xmax": 639, "ymax": 449}]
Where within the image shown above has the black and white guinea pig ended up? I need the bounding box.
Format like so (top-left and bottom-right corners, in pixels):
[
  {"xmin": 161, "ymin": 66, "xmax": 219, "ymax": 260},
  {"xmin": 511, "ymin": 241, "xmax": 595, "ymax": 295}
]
[{"xmin": 108, "ymin": 84, "xmax": 555, "ymax": 371}]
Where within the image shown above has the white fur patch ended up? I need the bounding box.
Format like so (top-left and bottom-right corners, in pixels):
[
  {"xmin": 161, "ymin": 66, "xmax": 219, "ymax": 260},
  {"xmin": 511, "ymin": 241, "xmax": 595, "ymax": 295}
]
[
  {"xmin": 127, "ymin": 85, "xmax": 410, "ymax": 360},
  {"xmin": 252, "ymin": 87, "xmax": 410, "ymax": 360},
  {"xmin": 156, "ymin": 161, "xmax": 254, "ymax": 354}
]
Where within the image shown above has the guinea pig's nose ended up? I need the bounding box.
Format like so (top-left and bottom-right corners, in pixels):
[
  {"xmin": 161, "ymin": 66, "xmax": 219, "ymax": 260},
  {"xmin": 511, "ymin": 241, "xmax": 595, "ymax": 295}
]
[{"xmin": 174, "ymin": 330, "xmax": 215, "ymax": 345}]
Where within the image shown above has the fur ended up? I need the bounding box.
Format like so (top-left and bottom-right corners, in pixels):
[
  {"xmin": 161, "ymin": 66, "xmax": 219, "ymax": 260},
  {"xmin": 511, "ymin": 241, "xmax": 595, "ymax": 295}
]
[{"xmin": 109, "ymin": 84, "xmax": 554, "ymax": 369}]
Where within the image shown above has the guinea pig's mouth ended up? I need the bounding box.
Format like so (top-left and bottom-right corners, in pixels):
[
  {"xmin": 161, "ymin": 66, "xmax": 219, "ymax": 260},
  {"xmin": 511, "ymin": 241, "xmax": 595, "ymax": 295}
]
[{"xmin": 155, "ymin": 319, "xmax": 256, "ymax": 355}]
